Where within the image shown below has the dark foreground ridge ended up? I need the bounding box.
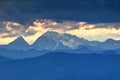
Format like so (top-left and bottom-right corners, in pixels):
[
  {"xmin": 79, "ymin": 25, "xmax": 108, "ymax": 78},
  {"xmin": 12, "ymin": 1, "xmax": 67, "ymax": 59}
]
[{"xmin": 0, "ymin": 52, "xmax": 120, "ymax": 80}]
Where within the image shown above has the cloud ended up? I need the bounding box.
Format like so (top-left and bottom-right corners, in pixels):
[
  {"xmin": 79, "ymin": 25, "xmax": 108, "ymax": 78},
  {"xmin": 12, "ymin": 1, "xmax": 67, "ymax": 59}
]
[
  {"xmin": 24, "ymin": 20, "xmax": 120, "ymax": 44},
  {"xmin": 30, "ymin": 20, "xmax": 95, "ymax": 33},
  {"xmin": 0, "ymin": 21, "xmax": 26, "ymax": 38},
  {"xmin": 0, "ymin": 0, "xmax": 120, "ymax": 23},
  {"xmin": 67, "ymin": 25, "xmax": 120, "ymax": 41},
  {"xmin": 0, "ymin": 19, "xmax": 120, "ymax": 44},
  {"xmin": 24, "ymin": 29, "xmax": 37, "ymax": 36}
]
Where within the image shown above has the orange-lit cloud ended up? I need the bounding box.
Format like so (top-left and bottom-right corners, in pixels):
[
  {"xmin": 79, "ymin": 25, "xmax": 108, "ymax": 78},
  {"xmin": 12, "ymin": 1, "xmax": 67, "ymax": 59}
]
[{"xmin": 0, "ymin": 20, "xmax": 120, "ymax": 45}]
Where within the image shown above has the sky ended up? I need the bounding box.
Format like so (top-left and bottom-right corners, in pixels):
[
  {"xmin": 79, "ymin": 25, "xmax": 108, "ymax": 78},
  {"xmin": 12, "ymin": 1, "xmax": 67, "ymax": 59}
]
[{"xmin": 0, "ymin": 0, "xmax": 120, "ymax": 45}]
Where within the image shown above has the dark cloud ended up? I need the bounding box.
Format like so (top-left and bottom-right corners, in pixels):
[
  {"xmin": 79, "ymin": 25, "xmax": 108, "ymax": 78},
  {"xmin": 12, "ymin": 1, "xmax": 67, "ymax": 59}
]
[
  {"xmin": 0, "ymin": 22, "xmax": 7, "ymax": 33},
  {"xmin": 45, "ymin": 21, "xmax": 80, "ymax": 31},
  {"xmin": 95, "ymin": 23, "xmax": 120, "ymax": 29},
  {"xmin": 24, "ymin": 29, "xmax": 37, "ymax": 36},
  {"xmin": 0, "ymin": 0, "xmax": 120, "ymax": 24}
]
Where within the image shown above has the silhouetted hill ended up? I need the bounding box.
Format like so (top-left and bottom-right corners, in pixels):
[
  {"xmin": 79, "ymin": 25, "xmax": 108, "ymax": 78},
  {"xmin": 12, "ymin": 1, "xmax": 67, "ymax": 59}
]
[
  {"xmin": 0, "ymin": 48, "xmax": 49, "ymax": 59},
  {"xmin": 0, "ymin": 52, "xmax": 120, "ymax": 80},
  {"xmin": 0, "ymin": 55, "xmax": 11, "ymax": 62}
]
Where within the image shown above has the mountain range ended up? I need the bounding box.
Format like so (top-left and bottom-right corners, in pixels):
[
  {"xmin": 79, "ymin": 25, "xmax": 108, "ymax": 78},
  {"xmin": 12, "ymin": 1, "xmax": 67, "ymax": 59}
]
[
  {"xmin": 32, "ymin": 31, "xmax": 87, "ymax": 50},
  {"xmin": 0, "ymin": 32, "xmax": 120, "ymax": 80},
  {"xmin": 0, "ymin": 31, "xmax": 120, "ymax": 59},
  {"xmin": 0, "ymin": 31, "xmax": 120, "ymax": 51}
]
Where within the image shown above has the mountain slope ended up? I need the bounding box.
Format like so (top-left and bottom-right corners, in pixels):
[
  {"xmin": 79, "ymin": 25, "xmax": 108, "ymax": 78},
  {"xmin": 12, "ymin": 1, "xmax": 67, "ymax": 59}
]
[
  {"xmin": 96, "ymin": 38, "xmax": 120, "ymax": 50},
  {"xmin": 0, "ymin": 55, "xmax": 11, "ymax": 62},
  {"xmin": 8, "ymin": 36, "xmax": 30, "ymax": 50},
  {"xmin": 0, "ymin": 48, "xmax": 49, "ymax": 59},
  {"xmin": 32, "ymin": 34, "xmax": 58, "ymax": 50},
  {"xmin": 0, "ymin": 52, "xmax": 120, "ymax": 80},
  {"xmin": 32, "ymin": 31, "xmax": 89, "ymax": 50}
]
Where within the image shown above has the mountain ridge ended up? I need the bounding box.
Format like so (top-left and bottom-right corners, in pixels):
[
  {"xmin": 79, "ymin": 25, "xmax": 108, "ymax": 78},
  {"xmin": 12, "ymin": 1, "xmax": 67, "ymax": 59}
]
[
  {"xmin": 32, "ymin": 31, "xmax": 88, "ymax": 50},
  {"xmin": 0, "ymin": 52, "xmax": 120, "ymax": 80},
  {"xmin": 0, "ymin": 31, "xmax": 120, "ymax": 51}
]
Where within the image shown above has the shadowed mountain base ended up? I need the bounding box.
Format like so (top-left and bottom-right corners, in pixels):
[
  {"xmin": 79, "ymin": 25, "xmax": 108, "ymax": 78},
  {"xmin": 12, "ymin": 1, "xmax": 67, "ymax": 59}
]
[{"xmin": 0, "ymin": 52, "xmax": 120, "ymax": 80}]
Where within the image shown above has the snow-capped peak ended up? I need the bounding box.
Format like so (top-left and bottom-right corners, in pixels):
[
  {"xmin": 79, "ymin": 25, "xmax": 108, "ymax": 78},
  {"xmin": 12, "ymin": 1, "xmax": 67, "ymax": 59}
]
[{"xmin": 37, "ymin": 31, "xmax": 83, "ymax": 49}]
